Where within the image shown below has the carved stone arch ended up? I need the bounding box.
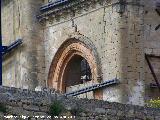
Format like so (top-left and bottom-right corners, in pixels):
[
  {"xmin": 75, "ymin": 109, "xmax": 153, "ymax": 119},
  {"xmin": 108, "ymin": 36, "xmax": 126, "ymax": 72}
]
[{"xmin": 48, "ymin": 35, "xmax": 102, "ymax": 99}]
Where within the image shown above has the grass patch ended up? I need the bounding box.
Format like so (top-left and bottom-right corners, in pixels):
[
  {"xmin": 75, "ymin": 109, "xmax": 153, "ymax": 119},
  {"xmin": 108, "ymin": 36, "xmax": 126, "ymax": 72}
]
[{"xmin": 49, "ymin": 100, "xmax": 65, "ymax": 117}]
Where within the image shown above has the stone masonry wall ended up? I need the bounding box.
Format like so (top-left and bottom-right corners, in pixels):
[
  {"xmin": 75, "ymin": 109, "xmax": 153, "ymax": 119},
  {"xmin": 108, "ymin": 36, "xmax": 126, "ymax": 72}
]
[
  {"xmin": 0, "ymin": 86, "xmax": 160, "ymax": 120},
  {"xmin": 43, "ymin": 0, "xmax": 145, "ymax": 105},
  {"xmin": 2, "ymin": 0, "xmax": 45, "ymax": 90}
]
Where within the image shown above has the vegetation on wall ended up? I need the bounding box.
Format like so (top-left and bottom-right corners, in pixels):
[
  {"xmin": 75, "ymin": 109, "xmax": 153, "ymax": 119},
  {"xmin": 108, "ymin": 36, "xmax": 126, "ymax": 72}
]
[
  {"xmin": 49, "ymin": 100, "xmax": 65, "ymax": 117},
  {"xmin": 147, "ymin": 97, "xmax": 160, "ymax": 108}
]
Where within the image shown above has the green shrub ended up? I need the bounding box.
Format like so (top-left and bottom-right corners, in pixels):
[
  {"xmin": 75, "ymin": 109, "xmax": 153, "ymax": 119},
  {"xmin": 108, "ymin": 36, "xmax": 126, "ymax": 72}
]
[
  {"xmin": 49, "ymin": 101, "xmax": 65, "ymax": 116},
  {"xmin": 147, "ymin": 98, "xmax": 160, "ymax": 108},
  {"xmin": 0, "ymin": 103, "xmax": 7, "ymax": 113}
]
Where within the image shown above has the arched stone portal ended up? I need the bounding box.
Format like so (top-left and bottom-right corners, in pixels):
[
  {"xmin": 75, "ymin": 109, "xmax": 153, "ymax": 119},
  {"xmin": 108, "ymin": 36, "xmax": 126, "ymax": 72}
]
[{"xmin": 48, "ymin": 37, "xmax": 102, "ymax": 99}]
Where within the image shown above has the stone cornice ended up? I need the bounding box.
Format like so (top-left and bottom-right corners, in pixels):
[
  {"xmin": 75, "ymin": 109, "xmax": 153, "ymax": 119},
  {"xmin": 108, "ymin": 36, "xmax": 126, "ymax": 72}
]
[
  {"xmin": 37, "ymin": 0, "xmax": 108, "ymax": 22},
  {"xmin": 37, "ymin": 0, "xmax": 144, "ymax": 23}
]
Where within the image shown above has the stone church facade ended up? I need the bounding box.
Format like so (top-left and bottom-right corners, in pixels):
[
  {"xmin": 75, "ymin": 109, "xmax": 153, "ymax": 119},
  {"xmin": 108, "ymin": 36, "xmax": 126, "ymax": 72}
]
[{"xmin": 1, "ymin": 0, "xmax": 160, "ymax": 106}]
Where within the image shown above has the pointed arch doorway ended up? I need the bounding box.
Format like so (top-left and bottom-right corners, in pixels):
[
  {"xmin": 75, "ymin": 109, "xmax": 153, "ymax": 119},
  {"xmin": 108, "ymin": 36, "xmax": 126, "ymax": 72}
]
[{"xmin": 48, "ymin": 37, "xmax": 102, "ymax": 99}]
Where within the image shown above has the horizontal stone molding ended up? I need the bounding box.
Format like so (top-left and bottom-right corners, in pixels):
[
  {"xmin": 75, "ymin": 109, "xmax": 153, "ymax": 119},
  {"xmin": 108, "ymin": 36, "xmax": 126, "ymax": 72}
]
[{"xmin": 37, "ymin": 0, "xmax": 144, "ymax": 22}]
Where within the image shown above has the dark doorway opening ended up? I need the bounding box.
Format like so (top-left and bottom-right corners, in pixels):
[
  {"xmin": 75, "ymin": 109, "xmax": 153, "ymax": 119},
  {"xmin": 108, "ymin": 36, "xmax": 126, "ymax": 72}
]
[{"xmin": 63, "ymin": 55, "xmax": 92, "ymax": 92}]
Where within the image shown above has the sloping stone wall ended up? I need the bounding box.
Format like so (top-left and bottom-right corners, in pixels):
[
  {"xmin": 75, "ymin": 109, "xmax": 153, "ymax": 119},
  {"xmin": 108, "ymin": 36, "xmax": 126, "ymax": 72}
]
[{"xmin": 0, "ymin": 86, "xmax": 159, "ymax": 120}]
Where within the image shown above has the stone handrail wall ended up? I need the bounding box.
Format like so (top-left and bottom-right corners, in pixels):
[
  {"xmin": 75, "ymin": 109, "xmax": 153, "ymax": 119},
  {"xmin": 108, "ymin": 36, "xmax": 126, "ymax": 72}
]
[{"xmin": 0, "ymin": 86, "xmax": 160, "ymax": 120}]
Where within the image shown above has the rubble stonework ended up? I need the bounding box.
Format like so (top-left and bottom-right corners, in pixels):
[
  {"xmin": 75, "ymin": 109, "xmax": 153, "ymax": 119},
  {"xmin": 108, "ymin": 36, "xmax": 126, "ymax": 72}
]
[{"xmin": 0, "ymin": 86, "xmax": 160, "ymax": 120}]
